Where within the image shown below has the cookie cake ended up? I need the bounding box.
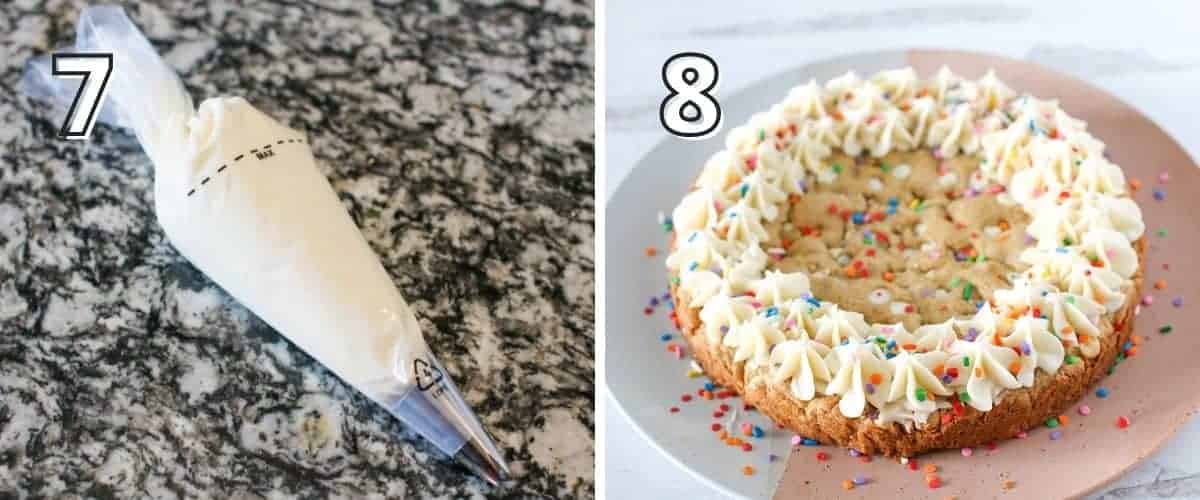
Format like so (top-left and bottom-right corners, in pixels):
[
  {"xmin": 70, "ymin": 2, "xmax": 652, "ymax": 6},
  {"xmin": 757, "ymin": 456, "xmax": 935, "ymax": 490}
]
[{"xmin": 665, "ymin": 67, "xmax": 1146, "ymax": 457}]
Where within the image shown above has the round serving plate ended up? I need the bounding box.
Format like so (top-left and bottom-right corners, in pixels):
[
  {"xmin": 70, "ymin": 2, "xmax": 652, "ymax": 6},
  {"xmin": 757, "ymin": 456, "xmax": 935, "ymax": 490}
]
[{"xmin": 606, "ymin": 49, "xmax": 1200, "ymax": 499}]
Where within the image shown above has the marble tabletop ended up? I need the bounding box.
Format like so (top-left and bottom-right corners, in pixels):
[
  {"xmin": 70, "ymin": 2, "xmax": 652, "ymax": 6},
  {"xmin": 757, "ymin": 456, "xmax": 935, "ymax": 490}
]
[
  {"xmin": 0, "ymin": 0, "xmax": 593, "ymax": 498},
  {"xmin": 605, "ymin": 1, "xmax": 1200, "ymax": 498}
]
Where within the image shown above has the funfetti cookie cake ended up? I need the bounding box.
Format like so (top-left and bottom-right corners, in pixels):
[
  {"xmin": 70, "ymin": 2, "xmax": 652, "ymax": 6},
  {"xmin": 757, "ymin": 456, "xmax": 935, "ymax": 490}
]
[{"xmin": 665, "ymin": 67, "xmax": 1146, "ymax": 458}]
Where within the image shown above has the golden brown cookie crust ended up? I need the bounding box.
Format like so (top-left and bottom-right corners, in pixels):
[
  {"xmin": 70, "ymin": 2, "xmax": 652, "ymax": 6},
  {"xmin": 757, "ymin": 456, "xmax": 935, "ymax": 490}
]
[{"xmin": 670, "ymin": 232, "xmax": 1144, "ymax": 458}]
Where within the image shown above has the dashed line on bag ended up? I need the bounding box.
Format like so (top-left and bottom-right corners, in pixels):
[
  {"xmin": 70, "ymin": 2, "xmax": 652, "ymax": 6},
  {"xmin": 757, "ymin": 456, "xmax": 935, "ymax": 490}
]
[{"xmin": 186, "ymin": 137, "xmax": 306, "ymax": 197}]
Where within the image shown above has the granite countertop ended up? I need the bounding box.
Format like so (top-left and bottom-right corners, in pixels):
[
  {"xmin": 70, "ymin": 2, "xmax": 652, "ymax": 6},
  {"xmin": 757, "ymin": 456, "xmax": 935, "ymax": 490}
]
[
  {"xmin": 606, "ymin": 1, "xmax": 1200, "ymax": 499},
  {"xmin": 0, "ymin": 1, "xmax": 594, "ymax": 498}
]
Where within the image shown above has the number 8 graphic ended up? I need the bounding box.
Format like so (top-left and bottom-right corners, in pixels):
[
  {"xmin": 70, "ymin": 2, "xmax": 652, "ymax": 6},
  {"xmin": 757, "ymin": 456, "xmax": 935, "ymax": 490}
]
[{"xmin": 660, "ymin": 52, "xmax": 721, "ymax": 140}]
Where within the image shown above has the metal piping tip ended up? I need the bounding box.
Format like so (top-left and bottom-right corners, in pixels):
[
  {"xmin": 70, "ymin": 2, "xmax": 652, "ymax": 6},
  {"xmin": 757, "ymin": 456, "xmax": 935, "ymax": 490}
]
[
  {"xmin": 454, "ymin": 436, "xmax": 509, "ymax": 486},
  {"xmin": 385, "ymin": 355, "xmax": 510, "ymax": 485}
]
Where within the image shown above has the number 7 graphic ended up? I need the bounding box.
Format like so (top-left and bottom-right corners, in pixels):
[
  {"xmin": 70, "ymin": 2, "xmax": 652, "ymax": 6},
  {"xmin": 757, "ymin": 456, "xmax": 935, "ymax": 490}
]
[{"xmin": 52, "ymin": 53, "xmax": 113, "ymax": 140}]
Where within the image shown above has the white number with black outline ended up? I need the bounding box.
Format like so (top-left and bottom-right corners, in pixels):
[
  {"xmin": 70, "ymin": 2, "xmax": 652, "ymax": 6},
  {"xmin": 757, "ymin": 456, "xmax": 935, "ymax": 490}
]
[
  {"xmin": 52, "ymin": 53, "xmax": 114, "ymax": 140},
  {"xmin": 659, "ymin": 52, "xmax": 721, "ymax": 140}
]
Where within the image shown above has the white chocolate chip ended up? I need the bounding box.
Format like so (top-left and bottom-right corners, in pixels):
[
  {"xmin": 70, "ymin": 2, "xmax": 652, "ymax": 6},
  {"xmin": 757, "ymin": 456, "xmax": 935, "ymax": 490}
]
[
  {"xmin": 937, "ymin": 172, "xmax": 958, "ymax": 188},
  {"xmin": 869, "ymin": 288, "xmax": 891, "ymax": 305},
  {"xmin": 984, "ymin": 225, "xmax": 1001, "ymax": 237},
  {"xmin": 867, "ymin": 178, "xmax": 884, "ymax": 192},
  {"xmin": 818, "ymin": 169, "xmax": 837, "ymax": 184},
  {"xmin": 892, "ymin": 163, "xmax": 912, "ymax": 179}
]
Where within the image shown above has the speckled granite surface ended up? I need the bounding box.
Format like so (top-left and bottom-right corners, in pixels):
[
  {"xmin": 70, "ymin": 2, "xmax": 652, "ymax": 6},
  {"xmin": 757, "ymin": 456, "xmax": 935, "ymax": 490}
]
[{"xmin": 0, "ymin": 1, "xmax": 594, "ymax": 498}]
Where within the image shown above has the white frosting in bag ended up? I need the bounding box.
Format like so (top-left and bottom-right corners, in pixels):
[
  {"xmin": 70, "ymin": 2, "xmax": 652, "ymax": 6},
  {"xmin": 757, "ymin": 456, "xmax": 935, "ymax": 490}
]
[{"xmin": 156, "ymin": 98, "xmax": 429, "ymax": 401}]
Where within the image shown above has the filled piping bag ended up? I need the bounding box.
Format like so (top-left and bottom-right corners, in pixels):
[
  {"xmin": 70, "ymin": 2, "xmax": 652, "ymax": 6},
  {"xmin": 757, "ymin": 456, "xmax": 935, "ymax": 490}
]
[{"xmin": 23, "ymin": 5, "xmax": 509, "ymax": 485}]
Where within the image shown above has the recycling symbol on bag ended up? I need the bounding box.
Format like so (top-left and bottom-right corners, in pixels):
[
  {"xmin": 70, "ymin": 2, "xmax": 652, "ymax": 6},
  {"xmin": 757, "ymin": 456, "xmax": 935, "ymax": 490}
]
[{"xmin": 414, "ymin": 358, "xmax": 443, "ymax": 392}]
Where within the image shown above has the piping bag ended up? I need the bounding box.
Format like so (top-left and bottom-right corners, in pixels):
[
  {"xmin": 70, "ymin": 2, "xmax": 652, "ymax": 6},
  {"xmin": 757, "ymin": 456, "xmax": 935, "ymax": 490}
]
[{"xmin": 23, "ymin": 5, "xmax": 509, "ymax": 485}]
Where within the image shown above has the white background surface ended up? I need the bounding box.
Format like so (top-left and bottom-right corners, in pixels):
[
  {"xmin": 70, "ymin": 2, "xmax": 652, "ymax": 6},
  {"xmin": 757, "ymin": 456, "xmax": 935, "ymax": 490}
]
[{"xmin": 604, "ymin": 1, "xmax": 1200, "ymax": 498}]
